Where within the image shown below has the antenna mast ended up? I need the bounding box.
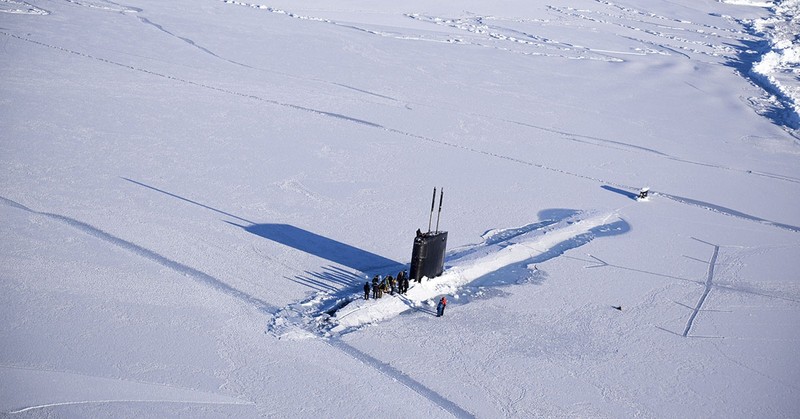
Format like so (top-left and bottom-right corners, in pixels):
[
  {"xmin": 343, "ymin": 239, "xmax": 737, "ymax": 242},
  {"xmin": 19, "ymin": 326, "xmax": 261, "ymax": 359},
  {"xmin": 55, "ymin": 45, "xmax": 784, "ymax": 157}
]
[
  {"xmin": 435, "ymin": 188, "xmax": 444, "ymax": 232},
  {"xmin": 427, "ymin": 187, "xmax": 437, "ymax": 233}
]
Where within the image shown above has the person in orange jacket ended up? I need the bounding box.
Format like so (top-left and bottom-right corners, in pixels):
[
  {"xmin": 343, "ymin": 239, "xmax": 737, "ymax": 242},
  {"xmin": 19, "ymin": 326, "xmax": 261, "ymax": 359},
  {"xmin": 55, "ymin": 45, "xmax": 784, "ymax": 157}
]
[{"xmin": 436, "ymin": 296, "xmax": 447, "ymax": 317}]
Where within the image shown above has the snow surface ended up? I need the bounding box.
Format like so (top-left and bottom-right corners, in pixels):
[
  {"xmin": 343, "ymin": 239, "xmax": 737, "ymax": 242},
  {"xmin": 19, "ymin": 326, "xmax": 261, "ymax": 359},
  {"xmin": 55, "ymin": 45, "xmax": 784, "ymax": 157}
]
[{"xmin": 1, "ymin": 0, "xmax": 799, "ymax": 417}]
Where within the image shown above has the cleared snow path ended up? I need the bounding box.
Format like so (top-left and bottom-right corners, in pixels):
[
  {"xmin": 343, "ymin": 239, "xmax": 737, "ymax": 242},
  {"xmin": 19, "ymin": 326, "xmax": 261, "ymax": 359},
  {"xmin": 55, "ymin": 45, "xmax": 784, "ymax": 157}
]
[
  {"xmin": 266, "ymin": 210, "xmax": 628, "ymax": 339},
  {"xmin": 329, "ymin": 211, "xmax": 623, "ymax": 334}
]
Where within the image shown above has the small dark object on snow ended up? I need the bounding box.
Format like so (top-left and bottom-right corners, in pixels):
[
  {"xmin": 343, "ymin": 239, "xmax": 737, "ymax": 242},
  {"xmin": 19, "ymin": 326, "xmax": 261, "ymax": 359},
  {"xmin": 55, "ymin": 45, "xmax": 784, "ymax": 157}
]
[
  {"xmin": 612, "ymin": 305, "xmax": 622, "ymax": 311},
  {"xmin": 637, "ymin": 187, "xmax": 649, "ymax": 200}
]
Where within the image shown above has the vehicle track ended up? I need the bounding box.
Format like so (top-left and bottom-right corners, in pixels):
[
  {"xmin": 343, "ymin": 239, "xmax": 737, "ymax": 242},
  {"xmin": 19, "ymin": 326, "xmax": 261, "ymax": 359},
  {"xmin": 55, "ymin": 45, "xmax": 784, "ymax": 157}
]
[{"xmin": 0, "ymin": 196, "xmax": 277, "ymax": 314}]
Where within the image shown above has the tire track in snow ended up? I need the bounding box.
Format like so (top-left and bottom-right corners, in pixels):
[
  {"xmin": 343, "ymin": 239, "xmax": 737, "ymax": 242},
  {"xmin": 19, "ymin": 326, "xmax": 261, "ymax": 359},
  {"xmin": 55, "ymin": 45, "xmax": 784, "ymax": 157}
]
[
  {"xmin": 135, "ymin": 16, "xmax": 257, "ymax": 70},
  {"xmin": 0, "ymin": 0, "xmax": 49, "ymax": 14},
  {"xmin": 0, "ymin": 196, "xmax": 277, "ymax": 314},
  {"xmin": 425, "ymin": 104, "xmax": 800, "ymax": 185},
  {"xmin": 327, "ymin": 339, "xmax": 475, "ymax": 419},
  {"xmin": 654, "ymin": 192, "xmax": 800, "ymax": 233},
  {"xmin": 1, "ymin": 364, "xmax": 255, "ymax": 415},
  {"xmin": 682, "ymin": 238, "xmax": 720, "ymax": 337},
  {"xmin": 58, "ymin": 0, "xmax": 137, "ymax": 13},
  {"xmin": 546, "ymin": 3, "xmax": 749, "ymax": 59},
  {"xmin": 218, "ymin": 1, "xmax": 623, "ymax": 62},
  {"xmin": 0, "ymin": 30, "xmax": 380, "ymax": 129},
  {"xmin": 404, "ymin": 13, "xmax": 624, "ymax": 62},
  {"xmin": 506, "ymin": 119, "xmax": 671, "ymax": 156},
  {"xmin": 593, "ymin": 0, "xmax": 745, "ymax": 37},
  {"xmin": 9, "ymin": 399, "xmax": 252, "ymax": 415}
]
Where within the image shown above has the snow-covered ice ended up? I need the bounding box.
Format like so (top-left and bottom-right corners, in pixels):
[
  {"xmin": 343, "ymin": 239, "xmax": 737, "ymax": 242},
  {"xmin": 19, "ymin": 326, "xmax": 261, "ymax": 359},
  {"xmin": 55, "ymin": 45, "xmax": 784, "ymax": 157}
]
[{"xmin": 1, "ymin": 0, "xmax": 799, "ymax": 417}]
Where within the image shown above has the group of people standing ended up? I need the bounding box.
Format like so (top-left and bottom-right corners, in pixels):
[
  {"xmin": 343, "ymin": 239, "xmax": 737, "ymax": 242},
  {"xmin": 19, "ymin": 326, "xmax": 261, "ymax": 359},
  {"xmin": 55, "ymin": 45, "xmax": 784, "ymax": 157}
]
[
  {"xmin": 362, "ymin": 270, "xmax": 448, "ymax": 317},
  {"xmin": 364, "ymin": 270, "xmax": 409, "ymax": 300}
]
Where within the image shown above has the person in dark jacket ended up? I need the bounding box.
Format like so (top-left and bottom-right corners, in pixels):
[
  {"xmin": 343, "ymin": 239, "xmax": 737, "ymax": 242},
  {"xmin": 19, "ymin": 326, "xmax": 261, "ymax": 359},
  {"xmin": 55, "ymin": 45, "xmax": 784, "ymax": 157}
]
[
  {"xmin": 437, "ymin": 296, "xmax": 447, "ymax": 317},
  {"xmin": 396, "ymin": 270, "xmax": 405, "ymax": 293},
  {"xmin": 363, "ymin": 282, "xmax": 370, "ymax": 300},
  {"xmin": 372, "ymin": 275, "xmax": 380, "ymax": 299}
]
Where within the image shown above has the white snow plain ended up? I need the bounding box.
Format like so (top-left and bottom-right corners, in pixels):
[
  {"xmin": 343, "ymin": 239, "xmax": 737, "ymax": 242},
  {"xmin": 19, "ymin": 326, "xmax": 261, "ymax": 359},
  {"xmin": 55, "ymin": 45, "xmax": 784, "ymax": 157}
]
[{"xmin": 1, "ymin": 0, "xmax": 799, "ymax": 417}]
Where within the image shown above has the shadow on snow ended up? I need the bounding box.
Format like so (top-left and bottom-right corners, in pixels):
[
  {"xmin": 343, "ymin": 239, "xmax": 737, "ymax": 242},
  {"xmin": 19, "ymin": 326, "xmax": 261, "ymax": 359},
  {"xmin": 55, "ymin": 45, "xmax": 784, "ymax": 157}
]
[
  {"xmin": 229, "ymin": 222, "xmax": 404, "ymax": 274},
  {"xmin": 122, "ymin": 177, "xmax": 402, "ymax": 293},
  {"xmin": 287, "ymin": 265, "xmax": 366, "ymax": 294},
  {"xmin": 601, "ymin": 185, "xmax": 638, "ymax": 201}
]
